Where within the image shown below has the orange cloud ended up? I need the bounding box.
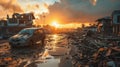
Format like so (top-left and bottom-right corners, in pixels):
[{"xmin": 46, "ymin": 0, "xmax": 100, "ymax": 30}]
[
  {"xmin": 0, "ymin": 0, "xmax": 23, "ymax": 18},
  {"xmin": 0, "ymin": 0, "xmax": 60, "ymax": 19},
  {"xmin": 0, "ymin": 0, "xmax": 23, "ymax": 12}
]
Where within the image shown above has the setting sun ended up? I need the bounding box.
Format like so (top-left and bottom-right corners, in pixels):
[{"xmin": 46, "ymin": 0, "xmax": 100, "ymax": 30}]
[{"xmin": 51, "ymin": 21, "xmax": 60, "ymax": 28}]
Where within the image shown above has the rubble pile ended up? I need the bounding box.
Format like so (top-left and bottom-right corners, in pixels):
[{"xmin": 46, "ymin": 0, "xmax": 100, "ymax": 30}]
[{"xmin": 67, "ymin": 30, "xmax": 110, "ymax": 67}]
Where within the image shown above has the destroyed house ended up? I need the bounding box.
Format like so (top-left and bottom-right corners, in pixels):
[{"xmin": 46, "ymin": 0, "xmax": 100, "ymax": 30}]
[
  {"xmin": 96, "ymin": 17, "xmax": 112, "ymax": 34},
  {"xmin": 0, "ymin": 13, "xmax": 35, "ymax": 39},
  {"xmin": 7, "ymin": 13, "xmax": 35, "ymax": 26},
  {"xmin": 96, "ymin": 10, "xmax": 120, "ymax": 35}
]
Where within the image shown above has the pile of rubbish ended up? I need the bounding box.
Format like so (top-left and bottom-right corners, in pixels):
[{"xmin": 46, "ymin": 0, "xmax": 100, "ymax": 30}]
[{"xmin": 67, "ymin": 29, "xmax": 120, "ymax": 67}]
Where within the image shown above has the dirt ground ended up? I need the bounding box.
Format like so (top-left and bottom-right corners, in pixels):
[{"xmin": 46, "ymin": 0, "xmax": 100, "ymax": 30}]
[
  {"xmin": 0, "ymin": 40, "xmax": 44, "ymax": 67},
  {"xmin": 0, "ymin": 34, "xmax": 69, "ymax": 67}
]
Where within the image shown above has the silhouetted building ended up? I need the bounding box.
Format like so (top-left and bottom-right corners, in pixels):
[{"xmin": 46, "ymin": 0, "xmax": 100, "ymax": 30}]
[
  {"xmin": 0, "ymin": 13, "xmax": 35, "ymax": 39},
  {"xmin": 7, "ymin": 13, "xmax": 35, "ymax": 26},
  {"xmin": 96, "ymin": 10, "xmax": 120, "ymax": 36},
  {"xmin": 96, "ymin": 16, "xmax": 112, "ymax": 35}
]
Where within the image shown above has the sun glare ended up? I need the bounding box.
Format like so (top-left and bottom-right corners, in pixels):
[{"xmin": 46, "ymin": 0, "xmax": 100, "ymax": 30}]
[{"xmin": 51, "ymin": 21, "xmax": 60, "ymax": 28}]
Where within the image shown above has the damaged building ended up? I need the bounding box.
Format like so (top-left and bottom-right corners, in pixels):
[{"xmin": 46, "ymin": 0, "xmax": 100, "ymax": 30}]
[
  {"xmin": 0, "ymin": 13, "xmax": 35, "ymax": 39},
  {"xmin": 96, "ymin": 16, "xmax": 112, "ymax": 35},
  {"xmin": 96, "ymin": 10, "xmax": 120, "ymax": 36}
]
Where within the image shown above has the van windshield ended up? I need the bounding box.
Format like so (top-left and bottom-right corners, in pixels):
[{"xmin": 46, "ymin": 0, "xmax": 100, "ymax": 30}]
[{"xmin": 18, "ymin": 29, "xmax": 35, "ymax": 35}]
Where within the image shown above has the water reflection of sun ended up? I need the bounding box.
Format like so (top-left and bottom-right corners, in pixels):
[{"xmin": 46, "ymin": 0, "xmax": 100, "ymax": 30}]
[
  {"xmin": 53, "ymin": 34, "xmax": 58, "ymax": 39},
  {"xmin": 52, "ymin": 34, "xmax": 58, "ymax": 51}
]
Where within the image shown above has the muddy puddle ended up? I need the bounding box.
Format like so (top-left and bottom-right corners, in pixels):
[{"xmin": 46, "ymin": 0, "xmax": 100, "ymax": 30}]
[{"xmin": 37, "ymin": 34, "xmax": 69, "ymax": 67}]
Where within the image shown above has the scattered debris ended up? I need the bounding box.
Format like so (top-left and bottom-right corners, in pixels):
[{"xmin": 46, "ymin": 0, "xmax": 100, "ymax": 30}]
[{"xmin": 62, "ymin": 27, "xmax": 120, "ymax": 67}]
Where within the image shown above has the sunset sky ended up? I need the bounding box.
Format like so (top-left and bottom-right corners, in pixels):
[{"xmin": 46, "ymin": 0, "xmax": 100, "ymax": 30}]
[{"xmin": 0, "ymin": 0, "xmax": 120, "ymax": 26}]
